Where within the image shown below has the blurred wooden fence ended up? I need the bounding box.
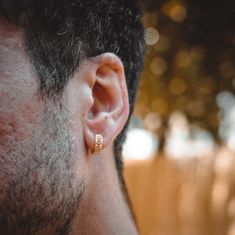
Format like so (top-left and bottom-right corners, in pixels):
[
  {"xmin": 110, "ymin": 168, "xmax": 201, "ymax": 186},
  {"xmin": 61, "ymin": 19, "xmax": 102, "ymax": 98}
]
[{"xmin": 124, "ymin": 147, "xmax": 235, "ymax": 235}]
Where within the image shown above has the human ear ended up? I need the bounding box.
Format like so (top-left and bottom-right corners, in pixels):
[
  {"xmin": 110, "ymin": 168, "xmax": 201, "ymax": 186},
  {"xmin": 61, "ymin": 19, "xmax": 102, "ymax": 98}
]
[{"xmin": 83, "ymin": 53, "xmax": 129, "ymax": 155}]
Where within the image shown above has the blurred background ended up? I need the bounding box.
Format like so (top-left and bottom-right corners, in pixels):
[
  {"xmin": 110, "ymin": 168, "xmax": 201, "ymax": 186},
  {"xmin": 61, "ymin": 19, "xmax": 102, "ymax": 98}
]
[{"xmin": 123, "ymin": 0, "xmax": 235, "ymax": 235}]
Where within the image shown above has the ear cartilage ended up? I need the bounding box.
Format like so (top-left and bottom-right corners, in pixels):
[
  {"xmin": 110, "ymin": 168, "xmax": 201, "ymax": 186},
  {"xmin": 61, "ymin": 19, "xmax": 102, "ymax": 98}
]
[{"xmin": 93, "ymin": 134, "xmax": 103, "ymax": 154}]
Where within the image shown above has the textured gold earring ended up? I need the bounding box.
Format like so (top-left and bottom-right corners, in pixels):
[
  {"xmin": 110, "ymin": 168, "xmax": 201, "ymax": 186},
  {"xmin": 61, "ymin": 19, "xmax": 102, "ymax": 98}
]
[{"xmin": 93, "ymin": 134, "xmax": 103, "ymax": 154}]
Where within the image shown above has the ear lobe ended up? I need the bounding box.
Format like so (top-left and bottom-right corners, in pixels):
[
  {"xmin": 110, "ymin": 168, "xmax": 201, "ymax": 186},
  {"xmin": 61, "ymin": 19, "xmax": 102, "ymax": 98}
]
[{"xmin": 83, "ymin": 53, "xmax": 129, "ymax": 154}]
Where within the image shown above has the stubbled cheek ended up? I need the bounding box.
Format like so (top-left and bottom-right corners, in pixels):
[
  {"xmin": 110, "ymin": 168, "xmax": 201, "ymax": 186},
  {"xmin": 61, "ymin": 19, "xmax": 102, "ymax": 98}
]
[
  {"xmin": 0, "ymin": 93, "xmax": 43, "ymax": 147},
  {"xmin": 0, "ymin": 86, "xmax": 42, "ymax": 151},
  {"xmin": 0, "ymin": 110, "xmax": 21, "ymax": 141},
  {"xmin": 0, "ymin": 113, "xmax": 18, "ymax": 135}
]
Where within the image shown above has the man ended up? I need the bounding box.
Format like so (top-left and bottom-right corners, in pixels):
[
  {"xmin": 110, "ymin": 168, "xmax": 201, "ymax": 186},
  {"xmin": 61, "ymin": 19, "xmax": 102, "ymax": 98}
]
[{"xmin": 0, "ymin": 0, "xmax": 145, "ymax": 234}]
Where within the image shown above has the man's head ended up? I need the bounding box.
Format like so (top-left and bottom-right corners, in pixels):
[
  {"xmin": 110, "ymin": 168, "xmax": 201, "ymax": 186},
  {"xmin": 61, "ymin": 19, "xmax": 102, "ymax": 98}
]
[{"xmin": 0, "ymin": 1, "xmax": 145, "ymax": 234}]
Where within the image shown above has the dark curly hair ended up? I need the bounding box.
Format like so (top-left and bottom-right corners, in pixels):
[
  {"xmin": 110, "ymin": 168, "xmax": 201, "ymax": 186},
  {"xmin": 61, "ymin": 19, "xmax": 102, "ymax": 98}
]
[{"xmin": 0, "ymin": 0, "xmax": 145, "ymax": 178}]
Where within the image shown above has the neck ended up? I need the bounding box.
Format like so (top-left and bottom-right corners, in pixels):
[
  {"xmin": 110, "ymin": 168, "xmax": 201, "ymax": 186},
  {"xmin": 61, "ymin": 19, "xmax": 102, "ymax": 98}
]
[{"xmin": 72, "ymin": 147, "xmax": 138, "ymax": 235}]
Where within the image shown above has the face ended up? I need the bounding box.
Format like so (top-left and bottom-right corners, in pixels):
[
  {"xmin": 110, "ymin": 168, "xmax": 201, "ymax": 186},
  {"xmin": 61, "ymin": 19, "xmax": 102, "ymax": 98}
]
[{"xmin": 0, "ymin": 21, "xmax": 85, "ymax": 235}]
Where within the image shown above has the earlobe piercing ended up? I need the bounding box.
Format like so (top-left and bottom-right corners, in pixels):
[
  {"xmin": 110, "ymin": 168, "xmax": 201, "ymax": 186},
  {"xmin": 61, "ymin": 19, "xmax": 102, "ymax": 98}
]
[{"xmin": 93, "ymin": 134, "xmax": 103, "ymax": 154}]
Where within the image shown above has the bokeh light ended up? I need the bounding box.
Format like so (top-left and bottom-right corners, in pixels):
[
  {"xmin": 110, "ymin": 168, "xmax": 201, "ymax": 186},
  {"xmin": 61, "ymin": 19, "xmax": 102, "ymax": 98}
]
[
  {"xmin": 150, "ymin": 57, "xmax": 167, "ymax": 75},
  {"xmin": 122, "ymin": 128, "xmax": 158, "ymax": 160},
  {"xmin": 169, "ymin": 78, "xmax": 187, "ymax": 95},
  {"xmin": 217, "ymin": 92, "xmax": 235, "ymax": 151},
  {"xmin": 162, "ymin": 2, "xmax": 187, "ymax": 22},
  {"xmin": 164, "ymin": 112, "xmax": 215, "ymax": 159},
  {"xmin": 145, "ymin": 27, "xmax": 160, "ymax": 45}
]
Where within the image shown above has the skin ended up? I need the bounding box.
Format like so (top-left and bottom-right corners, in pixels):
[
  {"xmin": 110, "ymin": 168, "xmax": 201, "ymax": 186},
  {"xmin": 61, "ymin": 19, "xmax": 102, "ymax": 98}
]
[{"xmin": 0, "ymin": 20, "xmax": 138, "ymax": 235}]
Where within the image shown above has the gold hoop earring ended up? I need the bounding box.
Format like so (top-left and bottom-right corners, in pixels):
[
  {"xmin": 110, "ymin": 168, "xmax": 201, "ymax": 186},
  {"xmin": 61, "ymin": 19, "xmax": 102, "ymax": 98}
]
[{"xmin": 93, "ymin": 134, "xmax": 103, "ymax": 154}]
